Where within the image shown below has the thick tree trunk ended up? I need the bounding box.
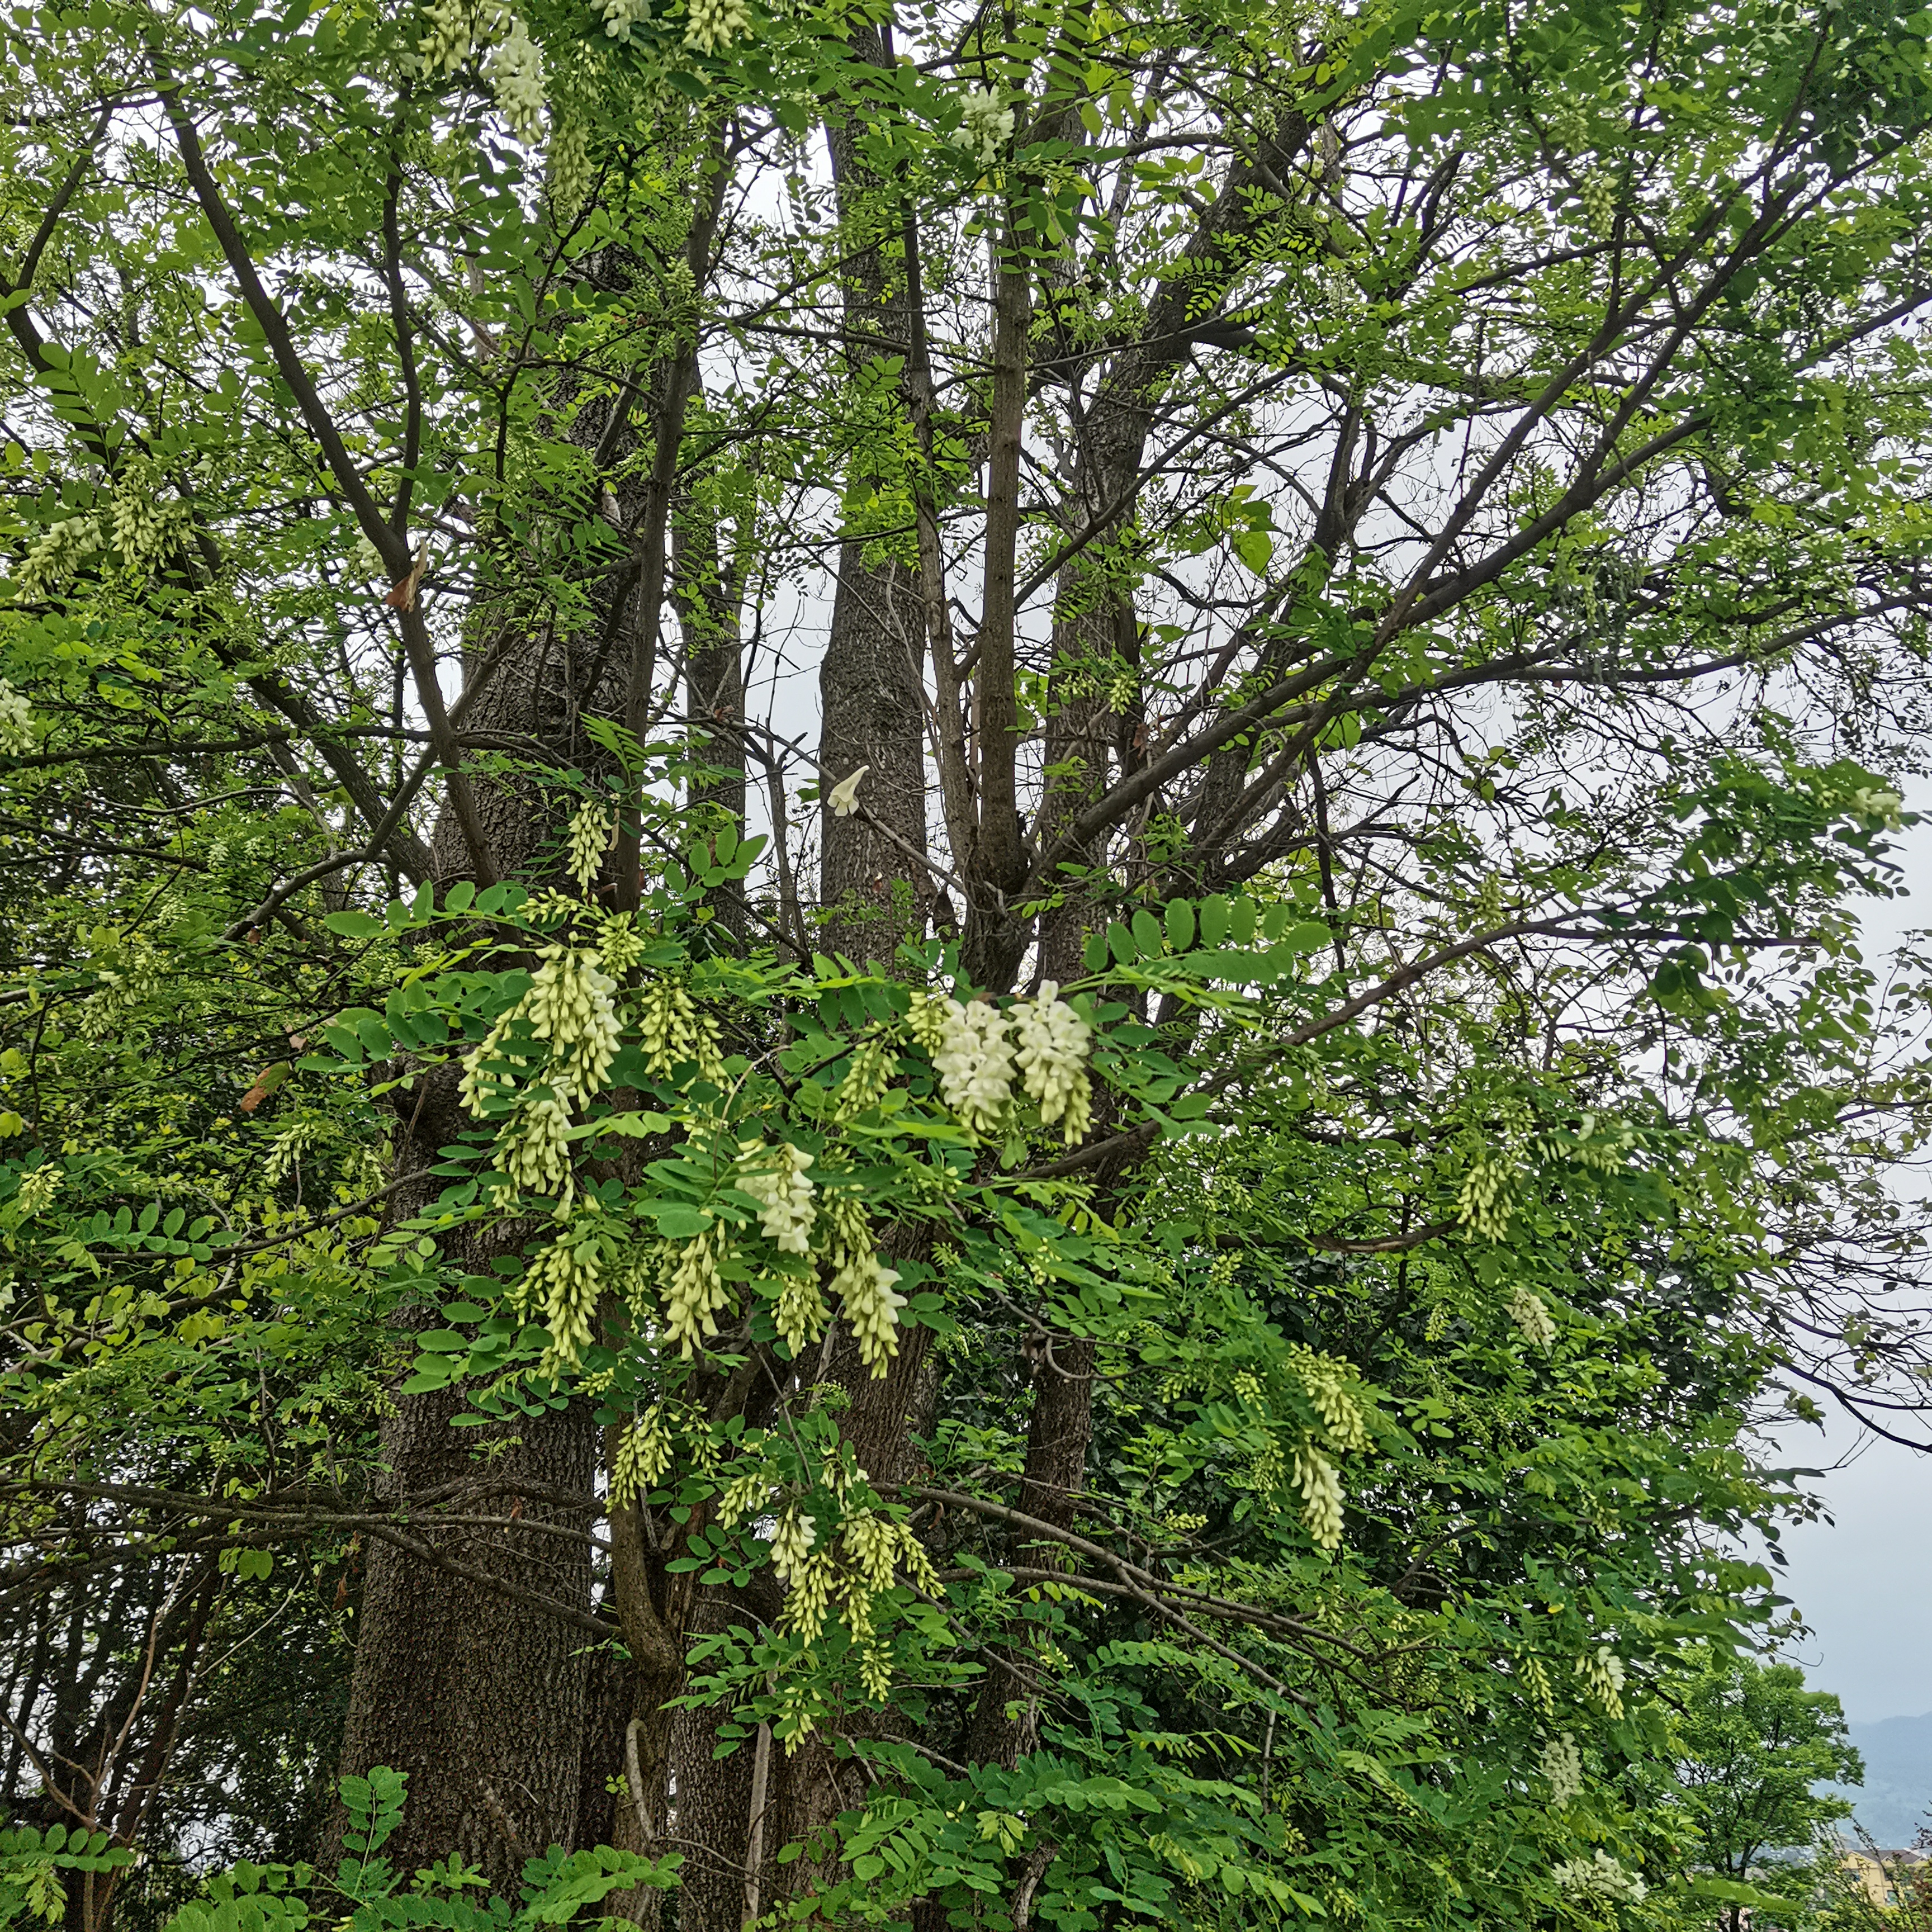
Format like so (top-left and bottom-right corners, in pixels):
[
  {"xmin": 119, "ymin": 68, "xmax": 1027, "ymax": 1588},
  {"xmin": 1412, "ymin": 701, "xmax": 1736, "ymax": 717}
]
[
  {"xmin": 331, "ymin": 1385, "xmax": 598, "ymax": 1888},
  {"xmin": 818, "ymin": 26, "xmax": 929, "ymax": 970}
]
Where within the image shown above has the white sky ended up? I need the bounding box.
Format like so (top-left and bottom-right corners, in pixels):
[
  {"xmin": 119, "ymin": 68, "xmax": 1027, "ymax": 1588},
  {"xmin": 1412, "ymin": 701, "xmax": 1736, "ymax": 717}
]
[{"xmin": 1773, "ymin": 779, "xmax": 1932, "ymax": 1726}]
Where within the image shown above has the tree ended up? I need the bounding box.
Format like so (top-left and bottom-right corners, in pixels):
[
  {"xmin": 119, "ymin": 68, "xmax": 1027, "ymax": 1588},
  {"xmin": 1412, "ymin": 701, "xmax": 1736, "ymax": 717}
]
[
  {"xmin": 5, "ymin": 0, "xmax": 1932, "ymax": 1916},
  {"xmin": 1673, "ymin": 1654, "xmax": 1864, "ymax": 1932}
]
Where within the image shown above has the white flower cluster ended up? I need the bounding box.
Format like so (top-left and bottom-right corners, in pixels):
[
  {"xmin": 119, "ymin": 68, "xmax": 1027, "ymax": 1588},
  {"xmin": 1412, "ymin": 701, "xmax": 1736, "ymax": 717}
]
[
  {"xmin": 1577, "ymin": 1644, "xmax": 1626, "ymax": 1718},
  {"xmin": 835, "ymin": 1252, "xmax": 906, "ymax": 1376},
  {"xmin": 500, "ymin": 1092, "xmax": 573, "ymax": 1192},
  {"xmin": 1553, "ymin": 1851, "xmax": 1647, "ymax": 1904},
  {"xmin": 10, "ymin": 1166, "xmax": 61, "ymax": 1219},
  {"xmin": 566, "ymin": 799, "xmax": 613, "ymax": 892},
  {"xmin": 683, "ymin": 0, "xmax": 749, "ymax": 53},
  {"xmin": 958, "ymin": 84, "xmax": 1013, "ymax": 165},
  {"xmin": 1540, "ymin": 1732, "xmax": 1584, "ymax": 1807},
  {"xmin": 638, "ymin": 976, "xmax": 723, "ymax": 1081},
  {"xmin": 820, "ymin": 1193, "xmax": 904, "ymax": 1376},
  {"xmin": 1011, "ymin": 981, "xmax": 1092, "ymax": 1143},
  {"xmin": 1291, "ymin": 1348, "xmax": 1371, "ymax": 1452},
  {"xmin": 665, "ymin": 1223, "xmax": 732, "ymax": 1356},
  {"xmin": 109, "ymin": 462, "xmax": 189, "ymax": 573},
  {"xmin": 737, "ymin": 1140, "xmax": 815, "ymax": 1252},
  {"xmin": 1850, "ymin": 785, "xmax": 1906, "ymax": 830},
  {"xmin": 78, "ymin": 931, "xmax": 158, "ymax": 1040},
  {"xmin": 547, "ymin": 98, "xmax": 591, "ymax": 217},
  {"xmin": 525, "ymin": 1233, "xmax": 602, "ymax": 1370},
  {"xmin": 932, "ymin": 997, "xmax": 1017, "ymax": 1134},
  {"xmin": 778, "ymin": 1508, "xmax": 941, "ymax": 1702},
  {"xmin": 523, "ymin": 944, "xmax": 622, "ymax": 1098},
  {"xmin": 458, "ymin": 948, "xmax": 617, "ymax": 1202},
  {"xmin": 11, "ymin": 514, "xmax": 101, "ymax": 604},
  {"xmin": 485, "ymin": 13, "xmax": 547, "ymax": 143},
  {"xmin": 612, "ymin": 1402, "xmax": 676, "ymax": 1506},
  {"xmin": 417, "ymin": 0, "xmax": 495, "ymax": 73},
  {"xmin": 835, "ymin": 1034, "xmax": 894, "ymax": 1120},
  {"xmin": 0, "ymin": 681, "xmax": 34, "ymax": 754},
  {"xmin": 1292, "ymin": 1445, "xmax": 1343, "ymax": 1551},
  {"xmin": 1507, "ymin": 1284, "xmax": 1557, "ymax": 1351},
  {"xmin": 1457, "ymin": 1150, "xmax": 1517, "ymax": 1241},
  {"xmin": 594, "ymin": 0, "xmax": 650, "ymax": 41},
  {"xmin": 769, "ymin": 1503, "xmax": 817, "ymax": 1583}
]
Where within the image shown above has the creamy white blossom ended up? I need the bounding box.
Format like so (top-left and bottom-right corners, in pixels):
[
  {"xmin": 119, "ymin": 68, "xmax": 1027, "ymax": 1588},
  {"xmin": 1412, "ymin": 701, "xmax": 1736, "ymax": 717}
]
[
  {"xmin": 933, "ymin": 998, "xmax": 1015, "ymax": 1134},
  {"xmin": 1578, "ymin": 1644, "xmax": 1626, "ymax": 1717},
  {"xmin": 1507, "ymin": 1284, "xmax": 1557, "ymax": 1350},
  {"xmin": 1540, "ymin": 1732, "xmax": 1584, "ymax": 1806},
  {"xmin": 1850, "ymin": 785, "xmax": 1906, "ymax": 830},
  {"xmin": 834, "ymin": 1252, "xmax": 905, "ymax": 1377},
  {"xmin": 0, "ymin": 681, "xmax": 33, "ymax": 754},
  {"xmin": 683, "ymin": 0, "xmax": 749, "ymax": 52},
  {"xmin": 484, "ymin": 12, "xmax": 547, "ymax": 143},
  {"xmin": 1554, "ymin": 1850, "xmax": 1646, "ymax": 1903},
  {"xmin": 12, "ymin": 514, "xmax": 101, "ymax": 604},
  {"xmin": 1011, "ymin": 979, "xmax": 1092, "ymax": 1142},
  {"xmin": 827, "ymin": 765, "xmax": 869, "ymax": 817},
  {"xmin": 1292, "ymin": 1445, "xmax": 1344, "ymax": 1551},
  {"xmin": 594, "ymin": 0, "xmax": 650, "ymax": 39},
  {"xmin": 768, "ymin": 1504, "xmax": 817, "ymax": 1583},
  {"xmin": 566, "ymin": 800, "xmax": 613, "ymax": 892},
  {"xmin": 958, "ymin": 85, "xmax": 1013, "ymax": 165},
  {"xmin": 524, "ymin": 944, "xmax": 621, "ymax": 1101},
  {"xmin": 665, "ymin": 1225, "xmax": 733, "ymax": 1356},
  {"xmin": 737, "ymin": 1140, "xmax": 816, "ymax": 1253},
  {"xmin": 495, "ymin": 1093, "xmax": 574, "ymax": 1194}
]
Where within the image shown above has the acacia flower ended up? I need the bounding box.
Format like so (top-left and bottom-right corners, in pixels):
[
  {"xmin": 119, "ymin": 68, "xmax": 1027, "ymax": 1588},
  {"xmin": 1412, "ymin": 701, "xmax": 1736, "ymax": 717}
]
[{"xmin": 827, "ymin": 765, "xmax": 869, "ymax": 817}]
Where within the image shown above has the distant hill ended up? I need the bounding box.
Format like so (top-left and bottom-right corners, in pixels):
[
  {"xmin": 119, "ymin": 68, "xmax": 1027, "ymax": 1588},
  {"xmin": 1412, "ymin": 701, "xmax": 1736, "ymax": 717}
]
[{"xmin": 1824, "ymin": 1715, "xmax": 1932, "ymax": 1848}]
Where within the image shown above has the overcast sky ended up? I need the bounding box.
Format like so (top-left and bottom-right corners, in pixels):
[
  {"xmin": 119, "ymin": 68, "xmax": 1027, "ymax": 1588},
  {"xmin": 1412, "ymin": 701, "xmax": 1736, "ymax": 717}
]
[{"xmin": 1770, "ymin": 776, "xmax": 1932, "ymax": 1726}]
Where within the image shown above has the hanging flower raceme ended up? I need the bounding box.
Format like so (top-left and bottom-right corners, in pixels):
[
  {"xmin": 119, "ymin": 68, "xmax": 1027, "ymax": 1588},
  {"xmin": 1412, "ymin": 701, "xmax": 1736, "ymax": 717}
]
[
  {"xmin": 593, "ymin": 0, "xmax": 649, "ymax": 39},
  {"xmin": 664, "ymin": 1224, "xmax": 733, "ymax": 1356},
  {"xmin": 957, "ymin": 85, "xmax": 1014, "ymax": 165},
  {"xmin": 565, "ymin": 800, "xmax": 613, "ymax": 892},
  {"xmin": 768, "ymin": 1504, "xmax": 817, "ymax": 1583},
  {"xmin": 524, "ymin": 1232, "xmax": 603, "ymax": 1371},
  {"xmin": 0, "ymin": 681, "xmax": 31, "ymax": 753},
  {"xmin": 1578, "ymin": 1644, "xmax": 1626, "ymax": 1717},
  {"xmin": 736, "ymin": 1140, "xmax": 816, "ymax": 1253},
  {"xmin": 1011, "ymin": 980, "xmax": 1092, "ymax": 1143},
  {"xmin": 1506, "ymin": 1284, "xmax": 1557, "ymax": 1349},
  {"xmin": 820, "ymin": 1194, "xmax": 903, "ymax": 1376},
  {"xmin": 484, "ymin": 13, "xmax": 547, "ymax": 143},
  {"xmin": 417, "ymin": 0, "xmax": 491, "ymax": 72},
  {"xmin": 495, "ymin": 1093, "xmax": 574, "ymax": 1195},
  {"xmin": 683, "ymin": 0, "xmax": 749, "ymax": 53},
  {"xmin": 524, "ymin": 944, "xmax": 621, "ymax": 1100},
  {"xmin": 612, "ymin": 1403, "xmax": 676, "ymax": 1506},
  {"xmin": 1540, "ymin": 1732, "xmax": 1584, "ymax": 1807},
  {"xmin": 638, "ymin": 976, "xmax": 723, "ymax": 1081},
  {"xmin": 11, "ymin": 514, "xmax": 101, "ymax": 604},
  {"xmin": 834, "ymin": 1252, "xmax": 906, "ymax": 1377},
  {"xmin": 1292, "ymin": 1445, "xmax": 1343, "ymax": 1551},
  {"xmin": 932, "ymin": 997, "xmax": 1015, "ymax": 1135}
]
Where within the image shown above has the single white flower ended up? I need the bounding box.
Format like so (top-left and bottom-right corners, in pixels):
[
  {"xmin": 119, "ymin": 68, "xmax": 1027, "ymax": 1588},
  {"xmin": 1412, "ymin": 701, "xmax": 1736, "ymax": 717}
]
[{"xmin": 827, "ymin": 765, "xmax": 869, "ymax": 818}]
